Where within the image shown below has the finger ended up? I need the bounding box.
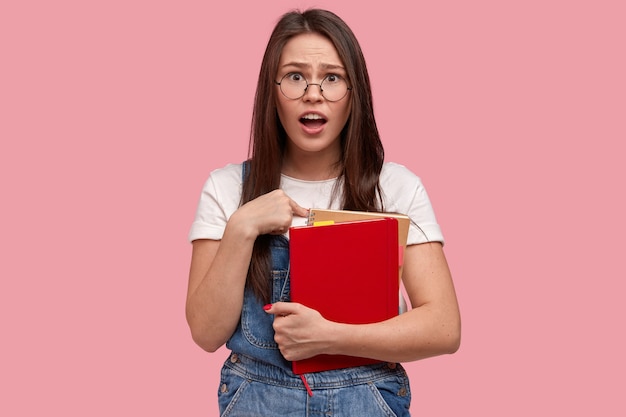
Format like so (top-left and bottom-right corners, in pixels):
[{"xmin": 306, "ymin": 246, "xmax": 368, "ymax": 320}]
[
  {"xmin": 290, "ymin": 201, "xmax": 309, "ymax": 218},
  {"xmin": 269, "ymin": 226, "xmax": 288, "ymax": 235},
  {"xmin": 263, "ymin": 301, "xmax": 299, "ymax": 316}
]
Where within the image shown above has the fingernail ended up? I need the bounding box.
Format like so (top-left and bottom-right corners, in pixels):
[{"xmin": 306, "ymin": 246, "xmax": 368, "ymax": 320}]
[{"xmin": 263, "ymin": 304, "xmax": 272, "ymax": 311}]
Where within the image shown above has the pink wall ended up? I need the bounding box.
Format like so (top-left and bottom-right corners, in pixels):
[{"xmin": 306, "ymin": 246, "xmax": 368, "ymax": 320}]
[{"xmin": 2, "ymin": 0, "xmax": 624, "ymax": 415}]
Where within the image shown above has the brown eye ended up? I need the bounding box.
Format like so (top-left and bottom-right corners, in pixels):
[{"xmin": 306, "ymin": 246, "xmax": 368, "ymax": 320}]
[{"xmin": 287, "ymin": 73, "xmax": 304, "ymax": 82}]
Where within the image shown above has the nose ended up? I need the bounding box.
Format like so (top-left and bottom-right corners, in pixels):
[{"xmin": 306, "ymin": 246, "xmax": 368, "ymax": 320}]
[{"xmin": 303, "ymin": 83, "xmax": 324, "ymax": 101}]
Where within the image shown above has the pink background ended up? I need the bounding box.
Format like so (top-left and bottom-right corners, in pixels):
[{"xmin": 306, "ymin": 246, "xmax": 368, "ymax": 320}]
[{"xmin": 2, "ymin": 0, "xmax": 624, "ymax": 415}]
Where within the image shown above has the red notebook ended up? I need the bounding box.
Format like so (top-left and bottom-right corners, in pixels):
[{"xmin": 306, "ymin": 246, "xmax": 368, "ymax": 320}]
[{"xmin": 288, "ymin": 217, "xmax": 400, "ymax": 374}]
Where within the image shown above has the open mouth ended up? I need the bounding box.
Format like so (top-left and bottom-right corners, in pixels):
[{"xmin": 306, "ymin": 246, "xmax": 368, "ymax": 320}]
[{"xmin": 300, "ymin": 113, "xmax": 327, "ymax": 129}]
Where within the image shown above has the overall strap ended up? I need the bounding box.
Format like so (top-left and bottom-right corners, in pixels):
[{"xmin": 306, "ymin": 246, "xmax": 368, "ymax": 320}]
[{"xmin": 242, "ymin": 159, "xmax": 250, "ymax": 181}]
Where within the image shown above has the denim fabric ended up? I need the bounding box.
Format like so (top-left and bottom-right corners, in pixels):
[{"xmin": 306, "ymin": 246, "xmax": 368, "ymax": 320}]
[
  {"xmin": 218, "ymin": 353, "xmax": 411, "ymax": 417},
  {"xmin": 225, "ymin": 235, "xmax": 292, "ymax": 372},
  {"xmin": 220, "ymin": 234, "xmax": 411, "ymax": 416}
]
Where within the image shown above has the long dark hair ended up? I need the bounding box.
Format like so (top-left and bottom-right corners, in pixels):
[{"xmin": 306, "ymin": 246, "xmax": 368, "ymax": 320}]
[{"xmin": 242, "ymin": 9, "xmax": 385, "ymax": 302}]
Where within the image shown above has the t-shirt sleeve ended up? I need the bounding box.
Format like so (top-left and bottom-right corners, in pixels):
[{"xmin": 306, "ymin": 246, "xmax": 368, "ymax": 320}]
[
  {"xmin": 188, "ymin": 164, "xmax": 242, "ymax": 242},
  {"xmin": 404, "ymin": 177, "xmax": 444, "ymax": 245},
  {"xmin": 380, "ymin": 163, "xmax": 444, "ymax": 246}
]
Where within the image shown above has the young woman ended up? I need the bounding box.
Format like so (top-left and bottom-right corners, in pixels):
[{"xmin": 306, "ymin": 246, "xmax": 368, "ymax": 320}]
[{"xmin": 186, "ymin": 9, "xmax": 461, "ymax": 416}]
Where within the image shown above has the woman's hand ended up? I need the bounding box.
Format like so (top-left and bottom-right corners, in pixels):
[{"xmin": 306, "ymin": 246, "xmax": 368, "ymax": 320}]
[
  {"xmin": 263, "ymin": 244, "xmax": 461, "ymax": 364},
  {"xmin": 186, "ymin": 190, "xmax": 307, "ymax": 352},
  {"xmin": 264, "ymin": 302, "xmax": 335, "ymax": 361},
  {"xmin": 231, "ymin": 189, "xmax": 309, "ymax": 238}
]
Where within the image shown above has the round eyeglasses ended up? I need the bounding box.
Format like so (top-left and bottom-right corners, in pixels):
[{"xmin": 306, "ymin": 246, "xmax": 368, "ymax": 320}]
[{"xmin": 275, "ymin": 73, "xmax": 352, "ymax": 102}]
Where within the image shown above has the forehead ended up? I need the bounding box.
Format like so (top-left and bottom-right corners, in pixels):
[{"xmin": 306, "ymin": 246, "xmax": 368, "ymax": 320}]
[{"xmin": 278, "ymin": 33, "xmax": 344, "ymax": 69}]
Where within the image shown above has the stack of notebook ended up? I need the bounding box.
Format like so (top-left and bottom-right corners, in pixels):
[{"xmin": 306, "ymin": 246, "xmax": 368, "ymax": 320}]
[{"xmin": 288, "ymin": 209, "xmax": 410, "ymax": 374}]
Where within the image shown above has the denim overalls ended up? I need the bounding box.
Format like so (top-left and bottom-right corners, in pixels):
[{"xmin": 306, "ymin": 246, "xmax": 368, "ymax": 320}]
[{"xmin": 217, "ymin": 235, "xmax": 412, "ymax": 416}]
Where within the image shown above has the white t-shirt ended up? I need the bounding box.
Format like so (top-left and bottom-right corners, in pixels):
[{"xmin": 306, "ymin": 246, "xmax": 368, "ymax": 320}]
[{"xmin": 188, "ymin": 161, "xmax": 444, "ymax": 245}]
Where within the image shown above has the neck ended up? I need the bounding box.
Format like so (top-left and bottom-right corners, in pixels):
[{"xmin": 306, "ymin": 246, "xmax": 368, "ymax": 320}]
[{"xmin": 282, "ymin": 155, "xmax": 341, "ymax": 181}]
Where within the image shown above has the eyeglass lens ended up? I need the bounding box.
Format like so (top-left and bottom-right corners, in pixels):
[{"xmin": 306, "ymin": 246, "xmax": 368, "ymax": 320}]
[{"xmin": 278, "ymin": 73, "xmax": 350, "ymax": 102}]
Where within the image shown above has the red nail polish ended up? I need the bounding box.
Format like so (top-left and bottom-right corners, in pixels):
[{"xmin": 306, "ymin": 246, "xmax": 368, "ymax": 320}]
[{"xmin": 263, "ymin": 304, "xmax": 272, "ymax": 311}]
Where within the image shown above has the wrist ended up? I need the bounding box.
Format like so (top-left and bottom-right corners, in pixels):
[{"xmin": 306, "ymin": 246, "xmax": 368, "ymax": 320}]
[
  {"xmin": 225, "ymin": 211, "xmax": 259, "ymax": 242},
  {"xmin": 323, "ymin": 321, "xmax": 349, "ymax": 356}
]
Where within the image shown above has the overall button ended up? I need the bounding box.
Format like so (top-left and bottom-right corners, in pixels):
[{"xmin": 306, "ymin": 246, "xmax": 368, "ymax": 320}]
[
  {"xmin": 230, "ymin": 353, "xmax": 239, "ymax": 363},
  {"xmin": 387, "ymin": 362, "xmax": 397, "ymax": 369},
  {"xmin": 220, "ymin": 383, "xmax": 228, "ymax": 393}
]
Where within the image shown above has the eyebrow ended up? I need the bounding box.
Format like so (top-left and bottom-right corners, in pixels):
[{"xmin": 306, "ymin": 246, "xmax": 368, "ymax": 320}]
[{"xmin": 280, "ymin": 62, "xmax": 346, "ymax": 71}]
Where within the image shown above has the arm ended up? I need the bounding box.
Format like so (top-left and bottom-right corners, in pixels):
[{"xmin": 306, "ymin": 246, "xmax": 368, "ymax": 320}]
[
  {"xmin": 186, "ymin": 190, "xmax": 308, "ymax": 352},
  {"xmin": 267, "ymin": 242, "xmax": 461, "ymax": 362}
]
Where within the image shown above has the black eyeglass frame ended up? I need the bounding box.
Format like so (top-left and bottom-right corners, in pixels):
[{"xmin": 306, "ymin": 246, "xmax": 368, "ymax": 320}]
[{"xmin": 274, "ymin": 73, "xmax": 352, "ymax": 102}]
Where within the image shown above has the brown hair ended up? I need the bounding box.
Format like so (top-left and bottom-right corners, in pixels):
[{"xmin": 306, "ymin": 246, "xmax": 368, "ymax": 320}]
[{"xmin": 242, "ymin": 9, "xmax": 385, "ymax": 302}]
